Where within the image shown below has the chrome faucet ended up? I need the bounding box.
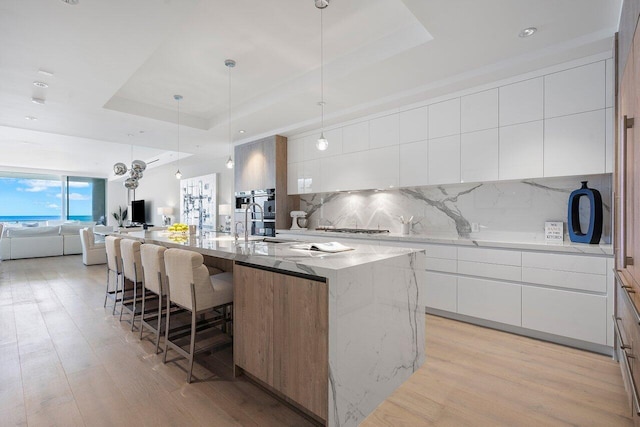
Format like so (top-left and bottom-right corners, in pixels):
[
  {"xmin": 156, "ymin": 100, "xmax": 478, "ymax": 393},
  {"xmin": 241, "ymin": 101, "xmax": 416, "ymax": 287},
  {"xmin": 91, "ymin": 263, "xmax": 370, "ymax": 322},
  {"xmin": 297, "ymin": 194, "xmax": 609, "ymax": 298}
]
[
  {"xmin": 234, "ymin": 221, "xmax": 244, "ymax": 242},
  {"xmin": 244, "ymin": 202, "xmax": 264, "ymax": 242}
]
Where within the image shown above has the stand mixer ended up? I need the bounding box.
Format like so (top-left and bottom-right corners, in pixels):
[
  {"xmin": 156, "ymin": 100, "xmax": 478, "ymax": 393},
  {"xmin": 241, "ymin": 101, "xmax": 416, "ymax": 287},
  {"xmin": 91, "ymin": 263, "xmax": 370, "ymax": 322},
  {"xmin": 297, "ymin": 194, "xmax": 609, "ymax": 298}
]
[{"xmin": 290, "ymin": 211, "xmax": 308, "ymax": 230}]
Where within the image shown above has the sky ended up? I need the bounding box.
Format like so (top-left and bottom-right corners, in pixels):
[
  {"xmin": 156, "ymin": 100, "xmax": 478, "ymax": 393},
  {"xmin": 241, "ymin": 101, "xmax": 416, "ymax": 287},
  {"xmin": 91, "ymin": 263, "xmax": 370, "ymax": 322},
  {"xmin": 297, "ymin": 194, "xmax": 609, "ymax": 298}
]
[{"xmin": 0, "ymin": 177, "xmax": 92, "ymax": 217}]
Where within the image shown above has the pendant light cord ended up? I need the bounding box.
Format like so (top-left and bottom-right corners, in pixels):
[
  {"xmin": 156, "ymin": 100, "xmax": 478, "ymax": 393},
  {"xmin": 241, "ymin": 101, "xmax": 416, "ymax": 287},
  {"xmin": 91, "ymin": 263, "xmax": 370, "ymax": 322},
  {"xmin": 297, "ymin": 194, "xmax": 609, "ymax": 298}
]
[
  {"xmin": 320, "ymin": 8, "xmax": 324, "ymax": 132},
  {"xmin": 228, "ymin": 62, "xmax": 232, "ymax": 158},
  {"xmin": 177, "ymin": 98, "xmax": 180, "ymax": 171}
]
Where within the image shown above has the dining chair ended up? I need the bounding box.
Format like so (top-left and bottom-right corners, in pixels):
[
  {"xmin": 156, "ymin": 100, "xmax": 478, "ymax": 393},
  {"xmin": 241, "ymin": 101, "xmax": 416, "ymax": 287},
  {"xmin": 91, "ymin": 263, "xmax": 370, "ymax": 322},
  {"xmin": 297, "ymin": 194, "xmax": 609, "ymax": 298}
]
[
  {"xmin": 104, "ymin": 235, "xmax": 123, "ymax": 314},
  {"xmin": 163, "ymin": 248, "xmax": 233, "ymax": 383}
]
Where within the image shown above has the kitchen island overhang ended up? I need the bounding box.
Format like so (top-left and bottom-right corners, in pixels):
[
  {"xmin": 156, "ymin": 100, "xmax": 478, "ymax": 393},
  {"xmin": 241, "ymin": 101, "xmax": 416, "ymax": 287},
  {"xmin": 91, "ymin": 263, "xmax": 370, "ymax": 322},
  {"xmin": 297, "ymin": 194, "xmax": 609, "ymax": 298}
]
[{"xmin": 126, "ymin": 231, "xmax": 426, "ymax": 427}]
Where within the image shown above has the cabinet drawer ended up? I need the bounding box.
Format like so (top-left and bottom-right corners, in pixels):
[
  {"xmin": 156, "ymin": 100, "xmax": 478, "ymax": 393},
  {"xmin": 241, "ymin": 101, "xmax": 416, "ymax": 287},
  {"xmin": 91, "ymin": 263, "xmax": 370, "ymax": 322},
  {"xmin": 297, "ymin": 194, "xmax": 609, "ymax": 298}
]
[
  {"xmin": 521, "ymin": 252, "xmax": 607, "ymax": 275},
  {"xmin": 458, "ymin": 260, "xmax": 521, "ymax": 282},
  {"xmin": 457, "ymin": 277, "xmax": 521, "ymax": 326},
  {"xmin": 425, "ymin": 257, "xmax": 457, "ymax": 273},
  {"xmin": 425, "ymin": 272, "xmax": 456, "ymax": 312},
  {"xmin": 457, "ymin": 247, "xmax": 521, "ymax": 266},
  {"xmin": 522, "ymin": 267, "xmax": 606, "ymax": 293},
  {"xmin": 522, "ymin": 286, "xmax": 606, "ymax": 344},
  {"xmin": 423, "ymin": 244, "xmax": 457, "ymax": 260},
  {"xmin": 617, "ymin": 282, "xmax": 640, "ymax": 413}
]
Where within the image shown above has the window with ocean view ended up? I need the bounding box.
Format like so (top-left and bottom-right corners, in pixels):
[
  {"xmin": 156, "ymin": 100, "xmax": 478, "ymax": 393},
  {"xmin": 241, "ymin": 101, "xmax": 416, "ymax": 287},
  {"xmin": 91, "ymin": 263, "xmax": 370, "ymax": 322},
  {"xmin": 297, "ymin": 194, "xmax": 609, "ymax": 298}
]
[{"xmin": 0, "ymin": 172, "xmax": 105, "ymax": 224}]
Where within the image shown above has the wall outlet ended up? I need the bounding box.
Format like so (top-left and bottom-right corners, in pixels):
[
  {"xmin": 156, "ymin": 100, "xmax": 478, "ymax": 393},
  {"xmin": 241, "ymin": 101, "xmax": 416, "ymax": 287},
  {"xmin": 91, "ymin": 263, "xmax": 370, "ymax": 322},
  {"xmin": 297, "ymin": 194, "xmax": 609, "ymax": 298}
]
[{"xmin": 471, "ymin": 222, "xmax": 479, "ymax": 233}]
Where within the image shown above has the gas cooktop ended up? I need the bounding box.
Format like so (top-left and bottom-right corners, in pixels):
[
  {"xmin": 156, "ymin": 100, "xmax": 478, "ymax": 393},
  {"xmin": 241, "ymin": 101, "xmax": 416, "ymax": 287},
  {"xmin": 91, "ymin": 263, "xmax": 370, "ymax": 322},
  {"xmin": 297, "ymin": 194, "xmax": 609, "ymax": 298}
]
[{"xmin": 323, "ymin": 228, "xmax": 390, "ymax": 234}]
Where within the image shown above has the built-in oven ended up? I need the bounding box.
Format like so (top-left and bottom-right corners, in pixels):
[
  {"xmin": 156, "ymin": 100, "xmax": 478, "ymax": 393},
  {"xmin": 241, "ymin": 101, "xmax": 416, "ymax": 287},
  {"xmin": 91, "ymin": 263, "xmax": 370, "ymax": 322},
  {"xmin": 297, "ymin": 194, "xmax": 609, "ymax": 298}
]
[{"xmin": 234, "ymin": 188, "xmax": 276, "ymax": 237}]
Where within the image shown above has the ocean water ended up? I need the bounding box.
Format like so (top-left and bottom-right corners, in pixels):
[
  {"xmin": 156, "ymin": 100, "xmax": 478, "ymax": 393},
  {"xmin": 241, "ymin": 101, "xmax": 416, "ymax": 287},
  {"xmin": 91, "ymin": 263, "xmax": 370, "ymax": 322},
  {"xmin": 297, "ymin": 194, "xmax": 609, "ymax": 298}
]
[{"xmin": 0, "ymin": 215, "xmax": 93, "ymax": 223}]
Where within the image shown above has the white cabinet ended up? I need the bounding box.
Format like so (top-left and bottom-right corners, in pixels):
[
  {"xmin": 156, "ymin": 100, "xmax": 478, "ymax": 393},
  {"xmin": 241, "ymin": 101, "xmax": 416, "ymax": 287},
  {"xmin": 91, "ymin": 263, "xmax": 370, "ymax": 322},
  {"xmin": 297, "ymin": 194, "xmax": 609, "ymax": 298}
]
[
  {"xmin": 342, "ymin": 121, "xmax": 369, "ymax": 153},
  {"xmin": 399, "ymin": 107, "xmax": 428, "ymax": 144},
  {"xmin": 457, "ymin": 247, "xmax": 521, "ymax": 282},
  {"xmin": 522, "ymin": 286, "xmax": 607, "ymax": 345},
  {"xmin": 423, "ymin": 243, "xmax": 457, "ymax": 273},
  {"xmin": 544, "ymin": 61, "xmax": 606, "ymax": 118},
  {"xmin": 399, "ymin": 140, "xmax": 428, "ymax": 187},
  {"xmin": 425, "ymin": 272, "xmax": 457, "ymax": 312},
  {"xmin": 458, "ymin": 247, "xmax": 521, "ymax": 265},
  {"xmin": 605, "ymin": 58, "xmax": 614, "ymax": 108},
  {"xmin": 303, "ymin": 159, "xmax": 322, "ymax": 194},
  {"xmin": 606, "ymin": 107, "xmax": 614, "ymax": 173},
  {"xmin": 543, "ymin": 109, "xmax": 606, "ymax": 177},
  {"xmin": 461, "ymin": 89, "xmax": 498, "ymax": 133},
  {"xmin": 498, "ymin": 121, "xmax": 543, "ymax": 180},
  {"xmin": 369, "ymin": 114, "xmax": 399, "ymax": 149},
  {"xmin": 457, "ymin": 277, "xmax": 522, "ymax": 326},
  {"xmin": 288, "ymin": 138, "xmax": 303, "ymax": 164},
  {"xmin": 499, "ymin": 77, "xmax": 543, "ymax": 126},
  {"xmin": 460, "ymin": 128, "xmax": 498, "ymax": 183},
  {"xmin": 521, "ymin": 251, "xmax": 607, "ymax": 293},
  {"xmin": 321, "ymin": 154, "xmax": 361, "ymax": 192},
  {"xmin": 288, "ymin": 162, "xmax": 303, "ymax": 195},
  {"xmin": 428, "ymin": 135, "xmax": 460, "ymax": 185},
  {"xmin": 428, "ymin": 98, "xmax": 460, "ymax": 139},
  {"xmin": 363, "ymin": 146, "xmax": 399, "ymax": 190}
]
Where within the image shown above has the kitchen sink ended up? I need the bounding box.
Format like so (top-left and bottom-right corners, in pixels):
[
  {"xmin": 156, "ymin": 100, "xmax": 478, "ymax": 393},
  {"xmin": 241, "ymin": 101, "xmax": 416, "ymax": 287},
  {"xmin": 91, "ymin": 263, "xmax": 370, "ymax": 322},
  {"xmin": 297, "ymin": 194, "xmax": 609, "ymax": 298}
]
[{"xmin": 260, "ymin": 238, "xmax": 296, "ymax": 244}]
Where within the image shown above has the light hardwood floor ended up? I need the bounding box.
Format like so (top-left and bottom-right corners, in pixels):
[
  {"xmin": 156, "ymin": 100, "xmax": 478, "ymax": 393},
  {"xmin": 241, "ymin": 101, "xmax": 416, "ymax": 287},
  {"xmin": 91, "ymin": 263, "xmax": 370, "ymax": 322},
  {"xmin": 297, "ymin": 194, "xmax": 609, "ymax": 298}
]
[{"xmin": 0, "ymin": 255, "xmax": 633, "ymax": 426}]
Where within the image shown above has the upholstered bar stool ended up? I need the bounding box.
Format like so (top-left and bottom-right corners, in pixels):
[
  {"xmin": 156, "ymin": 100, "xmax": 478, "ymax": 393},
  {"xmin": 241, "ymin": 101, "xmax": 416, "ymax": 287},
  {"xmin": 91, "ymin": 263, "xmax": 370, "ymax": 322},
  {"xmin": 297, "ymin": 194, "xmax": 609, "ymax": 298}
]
[
  {"xmin": 139, "ymin": 243, "xmax": 168, "ymax": 353},
  {"xmin": 163, "ymin": 248, "xmax": 233, "ymax": 383},
  {"xmin": 104, "ymin": 235, "xmax": 123, "ymax": 314},
  {"xmin": 119, "ymin": 238, "xmax": 144, "ymax": 330}
]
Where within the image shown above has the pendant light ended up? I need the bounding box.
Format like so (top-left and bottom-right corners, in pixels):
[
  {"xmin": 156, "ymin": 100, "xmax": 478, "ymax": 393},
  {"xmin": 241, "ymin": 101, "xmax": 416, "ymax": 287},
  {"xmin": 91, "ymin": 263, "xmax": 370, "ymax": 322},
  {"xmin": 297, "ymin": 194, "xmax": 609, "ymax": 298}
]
[
  {"xmin": 225, "ymin": 59, "xmax": 236, "ymax": 169},
  {"xmin": 316, "ymin": 0, "xmax": 329, "ymax": 151},
  {"xmin": 174, "ymin": 94, "xmax": 183, "ymax": 179}
]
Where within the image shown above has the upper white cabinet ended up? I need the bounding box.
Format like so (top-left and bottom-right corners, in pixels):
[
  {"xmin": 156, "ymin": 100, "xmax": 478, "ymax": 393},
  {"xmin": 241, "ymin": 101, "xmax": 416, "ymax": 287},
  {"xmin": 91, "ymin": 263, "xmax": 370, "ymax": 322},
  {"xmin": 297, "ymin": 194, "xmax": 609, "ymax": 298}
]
[
  {"xmin": 364, "ymin": 146, "xmax": 399, "ymax": 189},
  {"xmin": 342, "ymin": 121, "xmax": 369, "ymax": 153},
  {"xmin": 544, "ymin": 62, "xmax": 606, "ymax": 118},
  {"xmin": 286, "ymin": 59, "xmax": 612, "ymax": 195},
  {"xmin": 461, "ymin": 128, "xmax": 498, "ymax": 183},
  {"xmin": 461, "ymin": 89, "xmax": 498, "ymax": 133},
  {"xmin": 429, "ymin": 99, "xmax": 460, "ymax": 139},
  {"xmin": 498, "ymin": 121, "xmax": 544, "ymax": 180},
  {"xmin": 369, "ymin": 114, "xmax": 399, "ymax": 149},
  {"xmin": 428, "ymin": 135, "xmax": 460, "ymax": 185},
  {"xmin": 399, "ymin": 140, "xmax": 428, "ymax": 187},
  {"xmin": 499, "ymin": 77, "xmax": 543, "ymax": 126},
  {"xmin": 544, "ymin": 109, "xmax": 606, "ymax": 177},
  {"xmin": 399, "ymin": 107, "xmax": 428, "ymax": 144}
]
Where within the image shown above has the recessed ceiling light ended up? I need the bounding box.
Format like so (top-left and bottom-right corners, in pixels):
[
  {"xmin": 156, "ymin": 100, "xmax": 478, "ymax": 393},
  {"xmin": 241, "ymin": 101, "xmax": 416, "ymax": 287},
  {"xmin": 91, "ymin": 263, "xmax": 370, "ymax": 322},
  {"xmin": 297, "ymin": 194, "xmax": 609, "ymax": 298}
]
[
  {"xmin": 24, "ymin": 116, "xmax": 38, "ymax": 121},
  {"xmin": 238, "ymin": 130, "xmax": 246, "ymax": 134},
  {"xmin": 519, "ymin": 27, "xmax": 537, "ymax": 38},
  {"xmin": 38, "ymin": 69, "xmax": 54, "ymax": 77},
  {"xmin": 33, "ymin": 81, "xmax": 48, "ymax": 88},
  {"xmin": 31, "ymin": 97, "xmax": 45, "ymax": 105},
  {"xmin": 127, "ymin": 133, "xmax": 134, "ymax": 137},
  {"xmin": 60, "ymin": 0, "xmax": 79, "ymax": 4}
]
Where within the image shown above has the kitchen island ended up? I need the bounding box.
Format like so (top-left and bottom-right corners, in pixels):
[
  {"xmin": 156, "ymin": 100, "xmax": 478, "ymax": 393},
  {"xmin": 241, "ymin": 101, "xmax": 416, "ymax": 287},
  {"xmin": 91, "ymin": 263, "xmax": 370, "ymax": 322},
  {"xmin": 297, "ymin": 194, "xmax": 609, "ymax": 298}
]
[{"xmin": 124, "ymin": 230, "xmax": 426, "ymax": 427}]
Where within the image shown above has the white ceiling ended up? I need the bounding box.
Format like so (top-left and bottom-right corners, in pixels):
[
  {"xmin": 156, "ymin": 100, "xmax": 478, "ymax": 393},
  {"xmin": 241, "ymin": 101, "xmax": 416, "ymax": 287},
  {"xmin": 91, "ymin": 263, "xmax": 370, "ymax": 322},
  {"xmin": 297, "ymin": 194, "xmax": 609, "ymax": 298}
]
[{"xmin": 0, "ymin": 0, "xmax": 621, "ymax": 178}]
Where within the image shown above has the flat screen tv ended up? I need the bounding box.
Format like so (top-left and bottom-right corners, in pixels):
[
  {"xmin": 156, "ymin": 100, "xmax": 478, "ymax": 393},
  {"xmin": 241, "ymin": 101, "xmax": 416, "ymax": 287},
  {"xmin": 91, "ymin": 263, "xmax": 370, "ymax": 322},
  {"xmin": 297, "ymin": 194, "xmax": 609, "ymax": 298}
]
[{"xmin": 131, "ymin": 199, "xmax": 146, "ymax": 224}]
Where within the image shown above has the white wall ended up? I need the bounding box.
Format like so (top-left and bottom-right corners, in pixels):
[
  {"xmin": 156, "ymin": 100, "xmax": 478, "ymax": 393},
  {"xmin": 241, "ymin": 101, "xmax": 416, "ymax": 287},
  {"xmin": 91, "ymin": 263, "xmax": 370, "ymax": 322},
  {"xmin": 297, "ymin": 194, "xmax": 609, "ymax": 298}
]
[{"xmin": 107, "ymin": 155, "xmax": 234, "ymax": 227}]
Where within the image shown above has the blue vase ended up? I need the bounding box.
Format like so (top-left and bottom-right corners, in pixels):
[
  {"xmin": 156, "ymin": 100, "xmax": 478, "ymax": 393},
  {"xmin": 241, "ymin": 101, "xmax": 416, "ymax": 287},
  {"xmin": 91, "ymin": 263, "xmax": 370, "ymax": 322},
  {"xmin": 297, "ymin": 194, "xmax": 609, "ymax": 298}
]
[{"xmin": 567, "ymin": 181, "xmax": 602, "ymax": 244}]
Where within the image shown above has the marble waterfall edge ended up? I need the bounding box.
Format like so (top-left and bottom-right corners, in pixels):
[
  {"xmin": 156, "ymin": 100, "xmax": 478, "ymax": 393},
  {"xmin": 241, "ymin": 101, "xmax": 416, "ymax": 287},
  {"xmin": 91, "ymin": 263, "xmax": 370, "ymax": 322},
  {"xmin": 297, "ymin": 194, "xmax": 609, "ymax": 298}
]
[
  {"xmin": 300, "ymin": 174, "xmax": 612, "ymax": 244},
  {"xmin": 328, "ymin": 251, "xmax": 426, "ymax": 427}
]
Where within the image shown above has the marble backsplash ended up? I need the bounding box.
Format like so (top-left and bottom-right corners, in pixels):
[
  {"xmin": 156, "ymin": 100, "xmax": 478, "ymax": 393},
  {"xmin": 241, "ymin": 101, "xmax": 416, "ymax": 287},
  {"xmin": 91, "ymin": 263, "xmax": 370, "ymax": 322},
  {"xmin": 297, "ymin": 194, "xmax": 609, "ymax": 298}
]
[{"xmin": 299, "ymin": 174, "xmax": 612, "ymax": 244}]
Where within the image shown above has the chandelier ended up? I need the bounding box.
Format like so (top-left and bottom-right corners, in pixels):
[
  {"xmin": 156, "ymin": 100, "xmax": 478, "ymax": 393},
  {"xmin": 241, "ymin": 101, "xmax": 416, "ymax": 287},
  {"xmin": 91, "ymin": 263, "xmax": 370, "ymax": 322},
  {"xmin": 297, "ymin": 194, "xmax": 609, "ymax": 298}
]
[{"xmin": 113, "ymin": 159, "xmax": 146, "ymax": 190}]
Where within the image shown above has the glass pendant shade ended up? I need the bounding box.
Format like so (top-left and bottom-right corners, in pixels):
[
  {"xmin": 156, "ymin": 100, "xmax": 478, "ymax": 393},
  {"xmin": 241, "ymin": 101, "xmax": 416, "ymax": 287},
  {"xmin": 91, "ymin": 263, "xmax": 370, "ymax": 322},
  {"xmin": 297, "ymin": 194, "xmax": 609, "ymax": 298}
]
[
  {"xmin": 316, "ymin": 133, "xmax": 328, "ymax": 151},
  {"xmin": 226, "ymin": 156, "xmax": 234, "ymax": 169},
  {"xmin": 175, "ymin": 169, "xmax": 182, "ymax": 179}
]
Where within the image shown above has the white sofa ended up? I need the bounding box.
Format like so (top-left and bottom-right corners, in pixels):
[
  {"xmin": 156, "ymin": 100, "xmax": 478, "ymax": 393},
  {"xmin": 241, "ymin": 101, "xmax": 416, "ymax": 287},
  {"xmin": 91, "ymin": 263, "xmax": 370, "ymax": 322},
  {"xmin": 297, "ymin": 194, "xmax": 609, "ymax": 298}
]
[{"xmin": 0, "ymin": 222, "xmax": 105, "ymax": 260}]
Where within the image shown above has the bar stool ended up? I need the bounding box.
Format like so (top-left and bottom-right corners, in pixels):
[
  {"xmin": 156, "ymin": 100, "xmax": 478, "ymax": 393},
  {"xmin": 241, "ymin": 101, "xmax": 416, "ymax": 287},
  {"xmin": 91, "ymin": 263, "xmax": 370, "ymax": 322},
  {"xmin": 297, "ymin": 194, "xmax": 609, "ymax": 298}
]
[
  {"xmin": 119, "ymin": 238, "xmax": 144, "ymax": 330},
  {"xmin": 104, "ymin": 236, "xmax": 123, "ymax": 314},
  {"xmin": 163, "ymin": 248, "xmax": 233, "ymax": 383},
  {"xmin": 139, "ymin": 243, "xmax": 168, "ymax": 353}
]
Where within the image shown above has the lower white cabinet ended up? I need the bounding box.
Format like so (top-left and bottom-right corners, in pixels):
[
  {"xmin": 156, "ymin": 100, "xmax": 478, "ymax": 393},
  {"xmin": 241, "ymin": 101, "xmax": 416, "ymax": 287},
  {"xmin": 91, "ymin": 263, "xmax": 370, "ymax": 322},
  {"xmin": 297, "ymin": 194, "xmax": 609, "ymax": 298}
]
[
  {"xmin": 424, "ymin": 272, "xmax": 457, "ymax": 312},
  {"xmin": 522, "ymin": 286, "xmax": 607, "ymax": 345},
  {"xmin": 457, "ymin": 277, "xmax": 521, "ymax": 326}
]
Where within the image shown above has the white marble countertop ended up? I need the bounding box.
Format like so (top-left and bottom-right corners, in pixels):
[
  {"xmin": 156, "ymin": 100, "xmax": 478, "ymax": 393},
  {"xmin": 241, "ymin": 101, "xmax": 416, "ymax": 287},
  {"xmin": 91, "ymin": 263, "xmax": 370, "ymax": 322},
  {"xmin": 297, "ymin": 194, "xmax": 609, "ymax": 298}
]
[
  {"xmin": 121, "ymin": 230, "xmax": 424, "ymax": 277},
  {"xmin": 276, "ymin": 229, "xmax": 613, "ymax": 256}
]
